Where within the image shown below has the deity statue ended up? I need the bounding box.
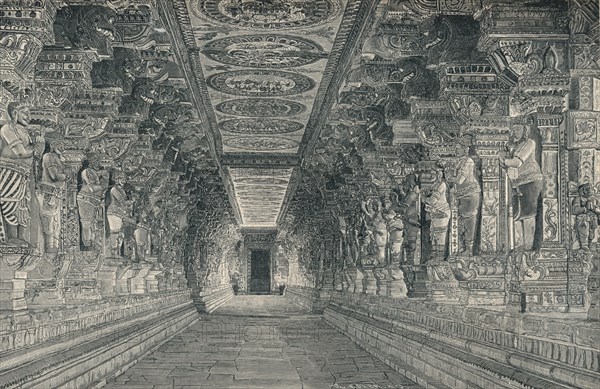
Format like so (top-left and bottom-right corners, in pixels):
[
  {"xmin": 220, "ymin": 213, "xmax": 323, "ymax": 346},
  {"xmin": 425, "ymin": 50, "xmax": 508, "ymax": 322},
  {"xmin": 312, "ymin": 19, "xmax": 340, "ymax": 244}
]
[
  {"xmin": 106, "ymin": 172, "xmax": 132, "ymax": 258},
  {"xmin": 424, "ymin": 165, "xmax": 450, "ymax": 259},
  {"xmin": 133, "ymin": 209, "xmax": 151, "ymax": 262},
  {"xmin": 360, "ymin": 198, "xmax": 388, "ymax": 265},
  {"xmin": 0, "ymin": 102, "xmax": 37, "ymax": 244},
  {"xmin": 383, "ymin": 195, "xmax": 404, "ymax": 264},
  {"xmin": 399, "ymin": 175, "xmax": 421, "ymax": 263},
  {"xmin": 36, "ymin": 142, "xmax": 67, "ymax": 253},
  {"xmin": 450, "ymin": 147, "xmax": 481, "ymax": 255},
  {"xmin": 572, "ymin": 183, "xmax": 600, "ymax": 251},
  {"xmin": 77, "ymin": 168, "xmax": 105, "ymax": 249},
  {"xmin": 500, "ymin": 123, "xmax": 543, "ymax": 251}
]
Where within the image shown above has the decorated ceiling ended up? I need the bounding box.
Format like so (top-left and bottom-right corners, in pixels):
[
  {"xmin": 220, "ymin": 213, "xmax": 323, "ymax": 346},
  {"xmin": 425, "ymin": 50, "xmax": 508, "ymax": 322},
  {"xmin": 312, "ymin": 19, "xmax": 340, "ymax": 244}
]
[{"xmin": 163, "ymin": 0, "xmax": 376, "ymax": 226}]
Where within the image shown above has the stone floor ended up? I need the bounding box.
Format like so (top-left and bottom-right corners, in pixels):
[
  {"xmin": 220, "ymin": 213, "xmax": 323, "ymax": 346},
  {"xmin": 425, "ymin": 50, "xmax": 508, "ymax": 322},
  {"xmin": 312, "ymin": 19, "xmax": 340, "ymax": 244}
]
[{"xmin": 104, "ymin": 295, "xmax": 420, "ymax": 389}]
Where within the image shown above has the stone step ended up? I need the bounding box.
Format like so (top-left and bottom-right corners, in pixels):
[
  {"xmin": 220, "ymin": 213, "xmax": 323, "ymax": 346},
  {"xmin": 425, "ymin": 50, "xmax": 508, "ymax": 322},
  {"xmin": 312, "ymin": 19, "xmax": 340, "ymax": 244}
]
[
  {"xmin": 0, "ymin": 303, "xmax": 198, "ymax": 389},
  {"xmin": 325, "ymin": 303, "xmax": 598, "ymax": 389}
]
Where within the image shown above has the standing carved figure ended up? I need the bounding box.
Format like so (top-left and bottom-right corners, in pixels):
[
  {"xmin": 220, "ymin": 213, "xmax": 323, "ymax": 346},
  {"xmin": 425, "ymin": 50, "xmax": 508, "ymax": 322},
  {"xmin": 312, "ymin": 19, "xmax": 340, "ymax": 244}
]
[
  {"xmin": 399, "ymin": 175, "xmax": 420, "ymax": 263},
  {"xmin": 0, "ymin": 102, "xmax": 35, "ymax": 244},
  {"xmin": 572, "ymin": 183, "xmax": 600, "ymax": 251},
  {"xmin": 106, "ymin": 173, "xmax": 131, "ymax": 258},
  {"xmin": 451, "ymin": 147, "xmax": 481, "ymax": 255},
  {"xmin": 361, "ymin": 198, "xmax": 388, "ymax": 265},
  {"xmin": 383, "ymin": 195, "xmax": 404, "ymax": 264},
  {"xmin": 424, "ymin": 166, "xmax": 450, "ymax": 259},
  {"xmin": 77, "ymin": 168, "xmax": 104, "ymax": 249},
  {"xmin": 500, "ymin": 123, "xmax": 543, "ymax": 251},
  {"xmin": 36, "ymin": 142, "xmax": 67, "ymax": 253},
  {"xmin": 134, "ymin": 209, "xmax": 151, "ymax": 262}
]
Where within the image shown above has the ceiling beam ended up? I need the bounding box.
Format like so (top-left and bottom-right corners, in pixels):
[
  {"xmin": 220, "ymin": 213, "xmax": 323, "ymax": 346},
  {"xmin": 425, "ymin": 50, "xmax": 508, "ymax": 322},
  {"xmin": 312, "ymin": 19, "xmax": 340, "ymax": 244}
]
[
  {"xmin": 298, "ymin": 0, "xmax": 382, "ymax": 160},
  {"xmin": 276, "ymin": 0, "xmax": 382, "ymax": 225},
  {"xmin": 221, "ymin": 154, "xmax": 300, "ymax": 169}
]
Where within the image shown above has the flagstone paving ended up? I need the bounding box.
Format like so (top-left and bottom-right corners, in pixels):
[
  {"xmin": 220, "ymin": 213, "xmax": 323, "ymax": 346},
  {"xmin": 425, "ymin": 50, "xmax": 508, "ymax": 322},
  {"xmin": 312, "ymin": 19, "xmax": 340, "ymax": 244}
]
[{"xmin": 104, "ymin": 295, "xmax": 420, "ymax": 389}]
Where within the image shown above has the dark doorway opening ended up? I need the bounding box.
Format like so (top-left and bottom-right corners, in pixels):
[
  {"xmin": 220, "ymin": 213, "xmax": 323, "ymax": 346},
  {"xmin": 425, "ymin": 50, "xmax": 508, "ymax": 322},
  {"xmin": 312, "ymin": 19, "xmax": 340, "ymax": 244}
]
[{"xmin": 250, "ymin": 250, "xmax": 270, "ymax": 294}]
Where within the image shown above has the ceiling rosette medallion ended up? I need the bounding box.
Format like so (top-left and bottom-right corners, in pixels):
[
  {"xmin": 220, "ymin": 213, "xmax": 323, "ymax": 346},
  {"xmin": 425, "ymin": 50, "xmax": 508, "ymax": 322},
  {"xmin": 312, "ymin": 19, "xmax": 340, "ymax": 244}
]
[
  {"xmin": 223, "ymin": 136, "xmax": 300, "ymax": 151},
  {"xmin": 215, "ymin": 98, "xmax": 306, "ymax": 117},
  {"xmin": 220, "ymin": 118, "xmax": 303, "ymax": 135},
  {"xmin": 202, "ymin": 34, "xmax": 326, "ymax": 68},
  {"xmin": 193, "ymin": 0, "xmax": 341, "ymax": 30},
  {"xmin": 206, "ymin": 70, "xmax": 315, "ymax": 96}
]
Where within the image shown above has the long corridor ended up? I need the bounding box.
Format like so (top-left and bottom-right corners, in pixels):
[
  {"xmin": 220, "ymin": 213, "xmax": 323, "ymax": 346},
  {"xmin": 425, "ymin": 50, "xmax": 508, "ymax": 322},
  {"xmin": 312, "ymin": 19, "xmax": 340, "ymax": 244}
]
[{"xmin": 104, "ymin": 296, "xmax": 420, "ymax": 389}]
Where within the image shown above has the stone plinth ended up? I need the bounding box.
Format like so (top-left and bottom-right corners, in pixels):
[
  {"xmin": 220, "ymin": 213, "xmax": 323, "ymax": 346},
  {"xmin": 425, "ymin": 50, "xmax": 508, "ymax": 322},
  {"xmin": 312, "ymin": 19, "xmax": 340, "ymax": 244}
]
[
  {"xmin": 25, "ymin": 258, "xmax": 64, "ymax": 307},
  {"xmin": 63, "ymin": 278, "xmax": 101, "ymax": 303},
  {"xmin": 507, "ymin": 250, "xmax": 593, "ymax": 313},
  {"xmin": 0, "ymin": 247, "xmax": 38, "ymax": 311},
  {"xmin": 361, "ymin": 266, "xmax": 377, "ymax": 295},
  {"xmin": 129, "ymin": 263, "xmax": 151, "ymax": 295},
  {"xmin": 386, "ymin": 266, "xmax": 408, "ymax": 299},
  {"xmin": 450, "ymin": 255, "xmax": 507, "ymax": 306},
  {"xmin": 116, "ymin": 266, "xmax": 136, "ymax": 294},
  {"xmin": 97, "ymin": 264, "xmax": 119, "ymax": 298},
  {"xmin": 193, "ymin": 284, "xmax": 233, "ymax": 313},
  {"xmin": 401, "ymin": 264, "xmax": 429, "ymax": 298},
  {"xmin": 145, "ymin": 268, "xmax": 163, "ymax": 293},
  {"xmin": 0, "ymin": 267, "xmax": 27, "ymax": 311},
  {"xmin": 284, "ymin": 285, "xmax": 331, "ymax": 313},
  {"xmin": 347, "ymin": 267, "xmax": 362, "ymax": 294},
  {"xmin": 325, "ymin": 292, "xmax": 597, "ymax": 389},
  {"xmin": 0, "ymin": 289, "xmax": 197, "ymax": 388}
]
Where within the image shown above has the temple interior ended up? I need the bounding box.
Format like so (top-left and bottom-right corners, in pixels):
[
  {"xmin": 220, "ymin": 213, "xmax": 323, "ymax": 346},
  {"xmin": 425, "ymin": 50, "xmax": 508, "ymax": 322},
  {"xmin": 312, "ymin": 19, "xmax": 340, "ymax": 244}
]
[{"xmin": 0, "ymin": 0, "xmax": 599, "ymax": 388}]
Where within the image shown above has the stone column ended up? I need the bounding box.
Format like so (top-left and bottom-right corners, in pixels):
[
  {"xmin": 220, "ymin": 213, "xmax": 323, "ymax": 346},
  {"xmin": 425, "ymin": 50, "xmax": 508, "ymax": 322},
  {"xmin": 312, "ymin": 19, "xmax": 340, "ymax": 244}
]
[
  {"xmin": 0, "ymin": 262, "xmax": 27, "ymax": 311},
  {"xmin": 361, "ymin": 265, "xmax": 377, "ymax": 295},
  {"xmin": 473, "ymin": 127, "xmax": 510, "ymax": 254},
  {"xmin": 0, "ymin": 0, "xmax": 58, "ymax": 108},
  {"xmin": 0, "ymin": 0, "xmax": 58, "ymax": 313}
]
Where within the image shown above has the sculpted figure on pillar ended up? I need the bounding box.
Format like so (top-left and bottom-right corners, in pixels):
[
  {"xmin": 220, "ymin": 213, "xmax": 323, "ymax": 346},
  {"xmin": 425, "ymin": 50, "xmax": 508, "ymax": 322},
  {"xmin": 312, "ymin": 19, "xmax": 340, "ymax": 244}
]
[
  {"xmin": 572, "ymin": 183, "xmax": 600, "ymax": 251},
  {"xmin": 383, "ymin": 194, "xmax": 404, "ymax": 264},
  {"xmin": 360, "ymin": 198, "xmax": 387, "ymax": 265},
  {"xmin": 424, "ymin": 165, "xmax": 450, "ymax": 259},
  {"xmin": 36, "ymin": 141, "xmax": 67, "ymax": 253},
  {"xmin": 450, "ymin": 146, "xmax": 481, "ymax": 256},
  {"xmin": 399, "ymin": 174, "xmax": 421, "ymax": 264},
  {"xmin": 106, "ymin": 172, "xmax": 132, "ymax": 258},
  {"xmin": 77, "ymin": 168, "xmax": 105, "ymax": 249},
  {"xmin": 499, "ymin": 123, "xmax": 543, "ymax": 251},
  {"xmin": 134, "ymin": 209, "xmax": 151, "ymax": 263},
  {"xmin": 0, "ymin": 102, "xmax": 38, "ymax": 244}
]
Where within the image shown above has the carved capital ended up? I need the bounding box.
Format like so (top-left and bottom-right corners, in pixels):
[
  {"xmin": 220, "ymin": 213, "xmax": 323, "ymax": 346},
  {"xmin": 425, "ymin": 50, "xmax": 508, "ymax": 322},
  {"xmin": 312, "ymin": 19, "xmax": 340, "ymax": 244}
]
[
  {"xmin": 0, "ymin": 33, "xmax": 45, "ymax": 81},
  {"xmin": 0, "ymin": 0, "xmax": 59, "ymax": 44},
  {"xmin": 567, "ymin": 111, "xmax": 600, "ymax": 149}
]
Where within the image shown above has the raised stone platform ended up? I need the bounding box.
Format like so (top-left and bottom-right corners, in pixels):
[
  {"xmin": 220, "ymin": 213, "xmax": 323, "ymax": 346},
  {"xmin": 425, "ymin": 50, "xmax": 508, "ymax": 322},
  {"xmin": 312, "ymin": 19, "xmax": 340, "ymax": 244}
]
[
  {"xmin": 324, "ymin": 292, "xmax": 599, "ymax": 389},
  {"xmin": 0, "ymin": 290, "xmax": 198, "ymax": 389},
  {"xmin": 193, "ymin": 284, "xmax": 234, "ymax": 313},
  {"xmin": 284, "ymin": 285, "xmax": 331, "ymax": 313}
]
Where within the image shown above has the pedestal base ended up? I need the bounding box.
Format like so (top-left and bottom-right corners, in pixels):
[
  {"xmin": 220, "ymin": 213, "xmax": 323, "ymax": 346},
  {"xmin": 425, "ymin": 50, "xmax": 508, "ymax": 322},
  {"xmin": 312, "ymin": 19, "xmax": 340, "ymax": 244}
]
[
  {"xmin": 98, "ymin": 264, "xmax": 119, "ymax": 297},
  {"xmin": 116, "ymin": 266, "xmax": 136, "ymax": 294},
  {"xmin": 25, "ymin": 280, "xmax": 65, "ymax": 307},
  {"xmin": 1, "ymin": 246, "xmax": 40, "ymax": 311},
  {"xmin": 348, "ymin": 267, "xmax": 362, "ymax": 294},
  {"xmin": 507, "ymin": 250, "xmax": 593, "ymax": 313},
  {"xmin": 402, "ymin": 265, "xmax": 429, "ymax": 298},
  {"xmin": 362, "ymin": 268, "xmax": 377, "ymax": 295},
  {"xmin": 129, "ymin": 263, "xmax": 151, "ymax": 294},
  {"xmin": 0, "ymin": 269, "xmax": 27, "ymax": 311},
  {"xmin": 146, "ymin": 268, "xmax": 163, "ymax": 293}
]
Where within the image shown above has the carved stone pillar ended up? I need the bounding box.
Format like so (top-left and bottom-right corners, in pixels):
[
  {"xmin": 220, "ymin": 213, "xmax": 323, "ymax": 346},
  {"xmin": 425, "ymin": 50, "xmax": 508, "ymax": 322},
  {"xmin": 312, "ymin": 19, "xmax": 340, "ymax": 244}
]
[
  {"xmin": 0, "ymin": 0, "xmax": 59, "ymax": 313},
  {"xmin": 0, "ymin": 262, "xmax": 27, "ymax": 311},
  {"xmin": 361, "ymin": 265, "xmax": 377, "ymax": 295},
  {"xmin": 0, "ymin": 0, "xmax": 58, "ymax": 107},
  {"xmin": 59, "ymin": 151, "xmax": 102, "ymax": 302},
  {"xmin": 472, "ymin": 125, "xmax": 510, "ymax": 254}
]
